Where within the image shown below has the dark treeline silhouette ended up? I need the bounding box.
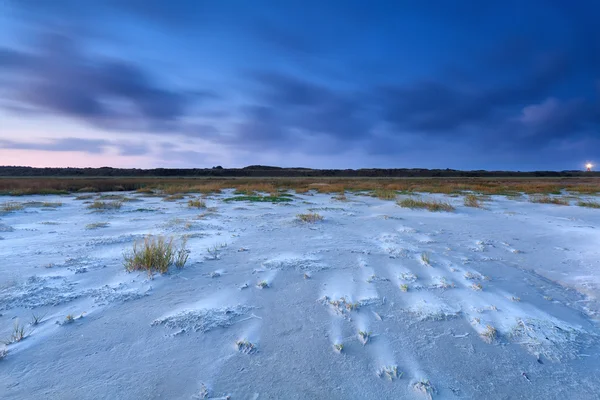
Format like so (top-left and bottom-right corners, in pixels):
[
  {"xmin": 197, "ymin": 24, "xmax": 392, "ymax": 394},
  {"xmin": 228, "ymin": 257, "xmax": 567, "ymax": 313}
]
[{"xmin": 0, "ymin": 165, "xmax": 598, "ymax": 178}]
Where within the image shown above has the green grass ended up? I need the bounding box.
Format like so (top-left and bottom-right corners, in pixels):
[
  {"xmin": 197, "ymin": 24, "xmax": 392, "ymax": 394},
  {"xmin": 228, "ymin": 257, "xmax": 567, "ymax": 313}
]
[
  {"xmin": 123, "ymin": 235, "xmax": 189, "ymax": 275},
  {"xmin": 397, "ymin": 198, "xmax": 455, "ymax": 212},
  {"xmin": 577, "ymin": 201, "xmax": 600, "ymax": 209},
  {"xmin": 223, "ymin": 195, "xmax": 293, "ymax": 203}
]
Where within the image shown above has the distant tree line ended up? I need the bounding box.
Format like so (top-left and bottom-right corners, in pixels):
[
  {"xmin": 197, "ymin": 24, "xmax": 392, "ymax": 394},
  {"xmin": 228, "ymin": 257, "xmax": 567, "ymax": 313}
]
[{"xmin": 0, "ymin": 165, "xmax": 597, "ymax": 178}]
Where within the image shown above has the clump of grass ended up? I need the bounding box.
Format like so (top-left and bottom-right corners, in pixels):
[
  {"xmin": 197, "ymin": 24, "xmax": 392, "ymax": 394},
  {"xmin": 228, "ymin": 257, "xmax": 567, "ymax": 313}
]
[
  {"xmin": 0, "ymin": 347, "xmax": 7, "ymax": 360},
  {"xmin": 123, "ymin": 235, "xmax": 189, "ymax": 275},
  {"xmin": 471, "ymin": 283, "xmax": 483, "ymax": 291},
  {"xmin": 333, "ymin": 192, "xmax": 347, "ymax": 201},
  {"xmin": 397, "ymin": 198, "xmax": 455, "ymax": 212},
  {"xmin": 530, "ymin": 195, "xmax": 569, "ymax": 206},
  {"xmin": 420, "ymin": 252, "xmax": 431, "ymax": 266},
  {"xmin": 400, "ymin": 284, "xmax": 409, "ymax": 292},
  {"xmin": 1, "ymin": 202, "xmax": 24, "ymax": 212},
  {"xmin": 87, "ymin": 200, "xmax": 123, "ymax": 210},
  {"xmin": 373, "ymin": 189, "xmax": 397, "ymax": 200},
  {"xmin": 297, "ymin": 212, "xmax": 324, "ymax": 223},
  {"xmin": 378, "ymin": 365, "xmax": 401, "ymax": 381},
  {"xmin": 464, "ymin": 194, "xmax": 482, "ymax": 208},
  {"xmin": 175, "ymin": 237, "xmax": 190, "ymax": 268},
  {"xmin": 3, "ymin": 320, "xmax": 27, "ymax": 344},
  {"xmin": 31, "ymin": 313, "xmax": 46, "ymax": 326},
  {"xmin": 64, "ymin": 314, "xmax": 75, "ymax": 324},
  {"xmin": 86, "ymin": 222, "xmax": 110, "ymax": 229},
  {"xmin": 163, "ymin": 194, "xmax": 186, "ymax": 202},
  {"xmin": 235, "ymin": 339, "xmax": 256, "ymax": 354},
  {"xmin": 187, "ymin": 199, "xmax": 206, "ymax": 208},
  {"xmin": 223, "ymin": 195, "xmax": 292, "ymax": 203},
  {"xmin": 577, "ymin": 201, "xmax": 600, "ymax": 209},
  {"xmin": 413, "ymin": 379, "xmax": 435, "ymax": 397},
  {"xmin": 333, "ymin": 343, "xmax": 344, "ymax": 353},
  {"xmin": 256, "ymin": 280, "xmax": 269, "ymax": 289},
  {"xmin": 358, "ymin": 330, "xmax": 371, "ymax": 345},
  {"xmin": 480, "ymin": 325, "xmax": 497, "ymax": 343},
  {"xmin": 510, "ymin": 296, "xmax": 521, "ymax": 302},
  {"xmin": 41, "ymin": 202, "xmax": 62, "ymax": 207}
]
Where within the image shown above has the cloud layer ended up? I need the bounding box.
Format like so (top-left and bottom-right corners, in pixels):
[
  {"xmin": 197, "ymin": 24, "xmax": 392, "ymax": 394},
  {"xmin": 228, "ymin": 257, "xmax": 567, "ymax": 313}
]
[{"xmin": 1, "ymin": 1, "xmax": 599, "ymax": 169}]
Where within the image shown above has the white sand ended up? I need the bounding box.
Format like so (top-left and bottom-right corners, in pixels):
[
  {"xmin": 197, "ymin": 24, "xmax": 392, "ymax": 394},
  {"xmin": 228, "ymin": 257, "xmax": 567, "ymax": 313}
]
[{"xmin": 0, "ymin": 191, "xmax": 599, "ymax": 399}]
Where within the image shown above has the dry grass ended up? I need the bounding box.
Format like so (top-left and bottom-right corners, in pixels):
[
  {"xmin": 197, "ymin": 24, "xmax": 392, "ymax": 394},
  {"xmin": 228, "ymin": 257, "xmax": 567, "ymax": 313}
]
[
  {"xmin": 187, "ymin": 199, "xmax": 207, "ymax": 208},
  {"xmin": 480, "ymin": 325, "xmax": 497, "ymax": 343},
  {"xmin": 530, "ymin": 195, "xmax": 569, "ymax": 206},
  {"xmin": 123, "ymin": 235, "xmax": 189, "ymax": 275},
  {"xmin": 463, "ymin": 194, "xmax": 482, "ymax": 208},
  {"xmin": 2, "ymin": 320, "xmax": 26, "ymax": 345},
  {"xmin": 397, "ymin": 198, "xmax": 455, "ymax": 212},
  {"xmin": 372, "ymin": 189, "xmax": 397, "ymax": 200},
  {"xmin": 87, "ymin": 200, "xmax": 123, "ymax": 210},
  {"xmin": 86, "ymin": 222, "xmax": 110, "ymax": 229},
  {"xmin": 1, "ymin": 202, "xmax": 24, "ymax": 212},
  {"xmin": 297, "ymin": 212, "xmax": 324, "ymax": 223},
  {"xmin": 577, "ymin": 200, "xmax": 600, "ymax": 209},
  {"xmin": 1, "ymin": 177, "xmax": 599, "ymax": 196}
]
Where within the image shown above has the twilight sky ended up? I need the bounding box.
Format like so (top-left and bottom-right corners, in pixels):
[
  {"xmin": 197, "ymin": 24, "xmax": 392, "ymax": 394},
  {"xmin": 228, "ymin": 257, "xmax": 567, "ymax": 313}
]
[{"xmin": 0, "ymin": 1, "xmax": 599, "ymax": 170}]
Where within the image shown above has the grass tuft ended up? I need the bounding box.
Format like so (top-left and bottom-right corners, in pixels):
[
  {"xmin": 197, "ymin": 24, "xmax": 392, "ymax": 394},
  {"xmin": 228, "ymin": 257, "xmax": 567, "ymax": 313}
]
[
  {"xmin": 530, "ymin": 195, "xmax": 569, "ymax": 206},
  {"xmin": 86, "ymin": 222, "xmax": 110, "ymax": 229},
  {"xmin": 187, "ymin": 199, "xmax": 206, "ymax": 208},
  {"xmin": 297, "ymin": 212, "xmax": 324, "ymax": 223},
  {"xmin": 123, "ymin": 235, "xmax": 189, "ymax": 275},
  {"xmin": 577, "ymin": 200, "xmax": 600, "ymax": 209},
  {"xmin": 397, "ymin": 198, "xmax": 455, "ymax": 212},
  {"xmin": 480, "ymin": 325, "xmax": 497, "ymax": 343},
  {"xmin": 223, "ymin": 195, "xmax": 292, "ymax": 203},
  {"xmin": 372, "ymin": 189, "xmax": 397, "ymax": 200},
  {"xmin": 1, "ymin": 202, "xmax": 24, "ymax": 212},
  {"xmin": 87, "ymin": 200, "xmax": 123, "ymax": 210},
  {"xmin": 2, "ymin": 320, "xmax": 27, "ymax": 345},
  {"xmin": 464, "ymin": 194, "xmax": 482, "ymax": 208}
]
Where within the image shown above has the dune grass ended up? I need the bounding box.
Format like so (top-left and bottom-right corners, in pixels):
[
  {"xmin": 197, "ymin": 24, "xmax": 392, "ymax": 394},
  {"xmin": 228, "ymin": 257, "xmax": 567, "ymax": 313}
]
[
  {"xmin": 87, "ymin": 200, "xmax": 123, "ymax": 210},
  {"xmin": 223, "ymin": 195, "xmax": 292, "ymax": 203},
  {"xmin": 123, "ymin": 235, "xmax": 189, "ymax": 275},
  {"xmin": 1, "ymin": 202, "xmax": 24, "ymax": 212},
  {"xmin": 529, "ymin": 195, "xmax": 569, "ymax": 206},
  {"xmin": 463, "ymin": 194, "xmax": 482, "ymax": 208},
  {"xmin": 187, "ymin": 199, "xmax": 207, "ymax": 208},
  {"xmin": 86, "ymin": 222, "xmax": 110, "ymax": 229},
  {"xmin": 372, "ymin": 189, "xmax": 397, "ymax": 200},
  {"xmin": 397, "ymin": 198, "xmax": 455, "ymax": 212},
  {"xmin": 577, "ymin": 200, "xmax": 600, "ymax": 209},
  {"xmin": 297, "ymin": 212, "xmax": 324, "ymax": 223}
]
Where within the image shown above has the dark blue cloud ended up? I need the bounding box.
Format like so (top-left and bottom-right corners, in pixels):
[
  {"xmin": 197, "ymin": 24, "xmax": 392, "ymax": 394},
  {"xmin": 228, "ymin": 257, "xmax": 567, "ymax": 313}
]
[{"xmin": 1, "ymin": 0, "xmax": 600, "ymax": 169}]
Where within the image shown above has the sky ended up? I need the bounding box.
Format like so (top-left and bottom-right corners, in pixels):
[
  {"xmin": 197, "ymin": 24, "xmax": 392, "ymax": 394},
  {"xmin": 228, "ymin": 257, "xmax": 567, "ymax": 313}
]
[{"xmin": 0, "ymin": 1, "xmax": 599, "ymax": 170}]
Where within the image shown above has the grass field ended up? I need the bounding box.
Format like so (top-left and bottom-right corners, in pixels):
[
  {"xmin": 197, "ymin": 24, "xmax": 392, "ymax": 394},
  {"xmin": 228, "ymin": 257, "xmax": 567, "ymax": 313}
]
[{"xmin": 1, "ymin": 176, "xmax": 599, "ymax": 196}]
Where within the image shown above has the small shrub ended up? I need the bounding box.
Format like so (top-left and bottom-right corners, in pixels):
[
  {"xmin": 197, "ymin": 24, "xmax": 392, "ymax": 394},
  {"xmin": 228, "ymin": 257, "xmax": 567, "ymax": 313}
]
[
  {"xmin": 236, "ymin": 339, "xmax": 256, "ymax": 354},
  {"xmin": 400, "ymin": 284, "xmax": 409, "ymax": 292},
  {"xmin": 188, "ymin": 199, "xmax": 206, "ymax": 208},
  {"xmin": 333, "ymin": 343, "xmax": 343, "ymax": 353},
  {"xmin": 358, "ymin": 330, "xmax": 371, "ymax": 345},
  {"xmin": 471, "ymin": 283, "xmax": 483, "ymax": 291},
  {"xmin": 530, "ymin": 196, "xmax": 569, "ymax": 206},
  {"xmin": 123, "ymin": 235, "xmax": 189, "ymax": 274},
  {"xmin": 87, "ymin": 200, "xmax": 123, "ymax": 210},
  {"xmin": 420, "ymin": 252, "xmax": 430, "ymax": 265},
  {"xmin": 297, "ymin": 213, "xmax": 324, "ymax": 223},
  {"xmin": 257, "ymin": 280, "xmax": 269, "ymax": 289},
  {"xmin": 397, "ymin": 198, "xmax": 455, "ymax": 212},
  {"xmin": 577, "ymin": 201, "xmax": 600, "ymax": 209}
]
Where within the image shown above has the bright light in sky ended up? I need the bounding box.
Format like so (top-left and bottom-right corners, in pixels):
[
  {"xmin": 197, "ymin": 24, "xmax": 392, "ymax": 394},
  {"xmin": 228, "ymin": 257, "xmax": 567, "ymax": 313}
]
[{"xmin": 586, "ymin": 163, "xmax": 593, "ymax": 169}]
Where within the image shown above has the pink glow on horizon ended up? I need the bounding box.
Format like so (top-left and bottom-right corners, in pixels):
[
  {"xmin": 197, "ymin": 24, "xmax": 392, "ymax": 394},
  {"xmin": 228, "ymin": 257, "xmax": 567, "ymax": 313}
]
[{"xmin": 0, "ymin": 150, "xmax": 155, "ymax": 168}]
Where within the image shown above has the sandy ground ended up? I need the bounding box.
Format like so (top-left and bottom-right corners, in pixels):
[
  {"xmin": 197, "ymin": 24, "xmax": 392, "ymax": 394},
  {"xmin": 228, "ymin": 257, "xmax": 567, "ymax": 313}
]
[{"xmin": 1, "ymin": 191, "xmax": 599, "ymax": 399}]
